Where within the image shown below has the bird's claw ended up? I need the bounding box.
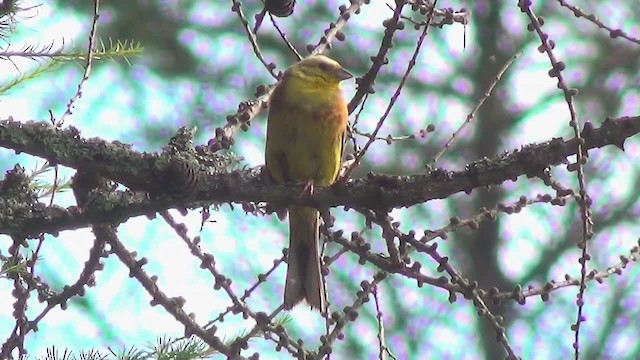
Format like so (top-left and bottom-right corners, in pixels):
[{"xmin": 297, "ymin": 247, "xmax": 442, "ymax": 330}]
[{"xmin": 298, "ymin": 179, "xmax": 314, "ymax": 200}]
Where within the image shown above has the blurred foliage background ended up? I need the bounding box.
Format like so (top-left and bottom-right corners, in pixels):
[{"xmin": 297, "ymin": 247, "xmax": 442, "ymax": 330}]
[{"xmin": 1, "ymin": 0, "xmax": 640, "ymax": 358}]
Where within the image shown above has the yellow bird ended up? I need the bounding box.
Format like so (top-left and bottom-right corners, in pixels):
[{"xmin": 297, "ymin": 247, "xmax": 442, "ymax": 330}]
[{"xmin": 265, "ymin": 55, "xmax": 352, "ymax": 311}]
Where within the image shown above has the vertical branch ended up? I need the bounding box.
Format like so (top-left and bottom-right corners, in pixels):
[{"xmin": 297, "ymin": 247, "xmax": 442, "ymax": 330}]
[
  {"xmin": 0, "ymin": 236, "xmax": 29, "ymax": 358},
  {"xmin": 57, "ymin": 0, "xmax": 100, "ymax": 126},
  {"xmin": 517, "ymin": 2, "xmax": 593, "ymax": 358},
  {"xmin": 373, "ymin": 285, "xmax": 393, "ymax": 360}
]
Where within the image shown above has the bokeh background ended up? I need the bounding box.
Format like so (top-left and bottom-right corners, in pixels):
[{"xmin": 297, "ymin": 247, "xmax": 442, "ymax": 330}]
[{"xmin": 1, "ymin": 0, "xmax": 640, "ymax": 358}]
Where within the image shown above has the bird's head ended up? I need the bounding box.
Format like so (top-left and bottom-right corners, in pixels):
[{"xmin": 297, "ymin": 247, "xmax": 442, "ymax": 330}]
[{"xmin": 285, "ymin": 55, "xmax": 353, "ymax": 87}]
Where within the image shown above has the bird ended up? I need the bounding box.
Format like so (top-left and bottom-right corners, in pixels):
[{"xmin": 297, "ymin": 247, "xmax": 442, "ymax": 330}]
[{"xmin": 265, "ymin": 55, "xmax": 352, "ymax": 312}]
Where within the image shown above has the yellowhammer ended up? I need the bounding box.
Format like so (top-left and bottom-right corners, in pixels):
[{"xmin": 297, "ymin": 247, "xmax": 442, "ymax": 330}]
[{"xmin": 265, "ymin": 55, "xmax": 352, "ymax": 311}]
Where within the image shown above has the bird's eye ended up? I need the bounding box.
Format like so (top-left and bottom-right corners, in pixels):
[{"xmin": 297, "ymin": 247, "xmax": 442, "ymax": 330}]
[{"xmin": 318, "ymin": 62, "xmax": 330, "ymax": 71}]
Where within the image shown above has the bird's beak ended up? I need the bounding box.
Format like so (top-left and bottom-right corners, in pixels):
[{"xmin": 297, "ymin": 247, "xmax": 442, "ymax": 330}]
[{"xmin": 336, "ymin": 67, "xmax": 353, "ymax": 81}]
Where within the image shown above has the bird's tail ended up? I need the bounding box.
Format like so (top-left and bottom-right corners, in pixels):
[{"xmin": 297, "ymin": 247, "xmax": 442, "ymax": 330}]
[{"xmin": 284, "ymin": 205, "xmax": 326, "ymax": 312}]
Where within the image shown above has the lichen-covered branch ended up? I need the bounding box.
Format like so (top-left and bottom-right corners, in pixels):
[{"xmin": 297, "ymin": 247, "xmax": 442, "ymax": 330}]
[{"xmin": 0, "ymin": 116, "xmax": 638, "ymax": 238}]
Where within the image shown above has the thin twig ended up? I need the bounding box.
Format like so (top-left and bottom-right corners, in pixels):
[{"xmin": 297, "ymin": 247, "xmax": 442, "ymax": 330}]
[
  {"xmin": 47, "ymin": 111, "xmax": 60, "ymax": 206},
  {"xmin": 269, "ymin": 13, "xmax": 302, "ymax": 60},
  {"xmin": 369, "ymin": 213, "xmax": 520, "ymax": 359},
  {"xmin": 252, "ymin": 7, "xmax": 268, "ymax": 33},
  {"xmin": 310, "ymin": 0, "xmax": 368, "ymax": 56},
  {"xmin": 373, "ymin": 286, "xmax": 387, "ymax": 360},
  {"xmin": 346, "ymin": 2, "xmax": 406, "ymax": 114},
  {"xmin": 432, "ymin": 50, "xmax": 523, "ymax": 164},
  {"xmin": 490, "ymin": 240, "xmax": 640, "ymax": 302},
  {"xmin": 556, "ymin": 0, "xmax": 640, "ymax": 45},
  {"xmin": 395, "ymin": 2, "xmax": 469, "ymax": 29},
  {"xmin": 58, "ymin": 0, "xmax": 99, "ymax": 126},
  {"xmin": 1, "ymin": 236, "xmax": 29, "ymax": 357},
  {"xmin": 48, "ymin": 165, "xmax": 60, "ymax": 207},
  {"xmin": 205, "ymin": 252, "xmax": 287, "ymax": 326},
  {"xmin": 316, "ymin": 273, "xmax": 388, "ymax": 358},
  {"xmin": 347, "ymin": 93, "xmax": 369, "ymax": 154},
  {"xmin": 159, "ymin": 211, "xmax": 303, "ymax": 357},
  {"xmin": 352, "ymin": 125, "xmax": 434, "ymax": 143},
  {"xmin": 105, "ymin": 226, "xmax": 236, "ymax": 356},
  {"xmin": 231, "ymin": 0, "xmax": 279, "ymax": 79},
  {"xmin": 341, "ymin": 0, "xmax": 437, "ymax": 181}
]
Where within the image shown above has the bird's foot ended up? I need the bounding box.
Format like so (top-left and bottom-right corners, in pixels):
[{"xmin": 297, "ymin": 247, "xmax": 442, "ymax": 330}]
[{"xmin": 298, "ymin": 179, "xmax": 314, "ymax": 200}]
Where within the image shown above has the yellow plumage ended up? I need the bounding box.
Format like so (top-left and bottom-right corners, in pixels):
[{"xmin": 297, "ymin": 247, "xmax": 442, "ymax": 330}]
[{"xmin": 265, "ymin": 55, "xmax": 352, "ymax": 311}]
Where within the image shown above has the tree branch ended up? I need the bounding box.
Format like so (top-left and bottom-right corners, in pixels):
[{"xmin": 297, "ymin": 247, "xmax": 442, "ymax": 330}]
[{"xmin": 0, "ymin": 116, "xmax": 638, "ymax": 237}]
